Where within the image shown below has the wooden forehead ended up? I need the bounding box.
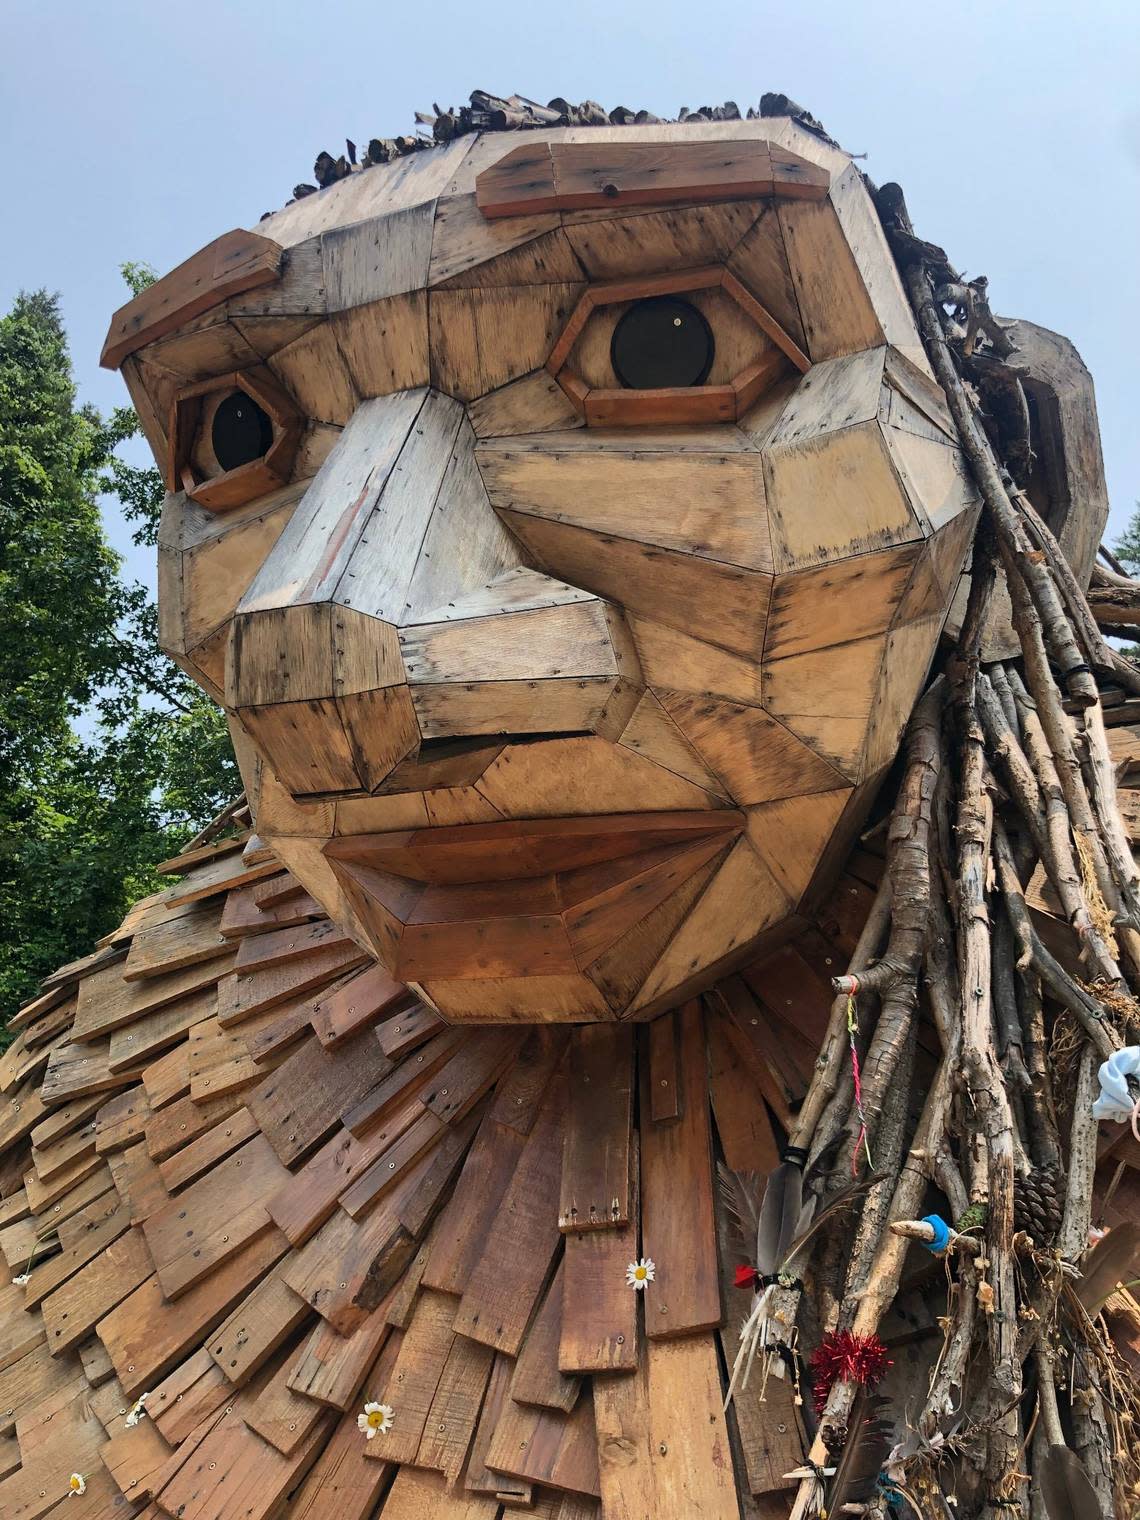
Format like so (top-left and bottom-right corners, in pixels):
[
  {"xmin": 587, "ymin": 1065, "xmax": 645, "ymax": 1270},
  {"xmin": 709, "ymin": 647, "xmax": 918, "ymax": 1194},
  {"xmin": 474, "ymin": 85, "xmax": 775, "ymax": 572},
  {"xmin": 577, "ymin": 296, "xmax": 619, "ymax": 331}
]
[{"xmin": 100, "ymin": 117, "xmax": 925, "ymax": 381}]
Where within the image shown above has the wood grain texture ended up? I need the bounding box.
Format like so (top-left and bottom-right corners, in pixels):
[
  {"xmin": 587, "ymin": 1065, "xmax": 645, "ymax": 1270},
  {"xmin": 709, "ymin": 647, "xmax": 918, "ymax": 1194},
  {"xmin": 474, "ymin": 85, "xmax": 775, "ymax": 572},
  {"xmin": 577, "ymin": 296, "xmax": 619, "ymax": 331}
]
[{"xmin": 639, "ymin": 1001, "xmax": 721, "ymax": 1337}]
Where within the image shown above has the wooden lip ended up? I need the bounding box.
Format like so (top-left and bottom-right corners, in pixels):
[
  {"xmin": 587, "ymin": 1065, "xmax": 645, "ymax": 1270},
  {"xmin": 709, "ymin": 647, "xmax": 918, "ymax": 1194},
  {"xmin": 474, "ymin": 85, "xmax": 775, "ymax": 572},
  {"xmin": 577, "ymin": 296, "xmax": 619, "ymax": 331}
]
[
  {"xmin": 324, "ymin": 811, "xmax": 743, "ymax": 885},
  {"xmin": 100, "ymin": 229, "xmax": 284, "ymax": 370}
]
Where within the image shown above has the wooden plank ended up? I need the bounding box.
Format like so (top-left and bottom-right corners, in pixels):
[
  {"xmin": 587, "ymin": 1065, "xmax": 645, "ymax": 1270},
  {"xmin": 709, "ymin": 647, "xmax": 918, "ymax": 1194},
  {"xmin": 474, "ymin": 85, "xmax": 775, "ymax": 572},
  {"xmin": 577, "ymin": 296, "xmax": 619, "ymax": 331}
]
[
  {"xmin": 72, "ymin": 949, "xmax": 233, "ymax": 1043},
  {"xmin": 41, "ymin": 1038, "xmax": 142, "ymax": 1104},
  {"xmin": 639, "ymin": 1000, "xmax": 721, "ymax": 1338},
  {"xmin": 99, "ymin": 1413, "xmax": 174, "ymax": 1503},
  {"xmin": 367, "ymin": 1286, "xmax": 457, "ymax": 1465},
  {"xmin": 510, "ymin": 1259, "xmax": 580, "ymax": 1412},
  {"xmin": 382, "ymin": 1467, "xmax": 501, "ymax": 1520},
  {"xmin": 154, "ymin": 1402, "xmax": 330, "ymax": 1520},
  {"xmin": 29, "ymin": 1114, "xmax": 98, "ymax": 1184},
  {"xmin": 483, "ymin": 1381, "xmax": 601, "ymax": 1497},
  {"xmin": 158, "ymin": 1105, "xmax": 259, "ymax": 1191},
  {"xmin": 220, "ymin": 879, "xmax": 322, "ymax": 939},
  {"xmin": 108, "ymin": 1141, "xmax": 168, "ymax": 1225},
  {"xmin": 397, "ymin": 1105, "xmax": 484, "ymax": 1240},
  {"xmin": 216, "ymin": 940, "xmax": 369, "ymax": 1025},
  {"xmin": 186, "ymin": 1016, "xmax": 268, "ymax": 1102},
  {"xmin": 280, "ymin": 1170, "xmax": 426, "ymax": 1334},
  {"xmin": 559, "ymin": 1025, "xmax": 632, "ymax": 1231},
  {"xmin": 646, "ymin": 1334, "xmax": 739, "ymax": 1517},
  {"xmin": 266, "ymin": 1122, "xmax": 399, "ymax": 1247},
  {"xmin": 419, "ymin": 1028, "xmax": 524, "ymax": 1126},
  {"xmin": 453, "ymin": 1076, "xmax": 566, "ymax": 1354},
  {"xmin": 142, "ymin": 1042, "xmax": 191, "ymax": 1110},
  {"xmin": 24, "ymin": 1147, "xmax": 102, "ymax": 1214},
  {"xmin": 378, "ymin": 1002, "xmax": 444, "ymax": 1057},
  {"xmin": 560, "ymin": 1131, "xmax": 639, "ymax": 1375},
  {"xmin": 208, "ymin": 1265, "xmax": 311, "ymax": 1387},
  {"xmin": 233, "ymin": 916, "xmax": 354, "ymax": 975},
  {"xmin": 415, "ymin": 1329, "xmax": 495, "ymax": 1482},
  {"xmin": 593, "ymin": 1334, "xmax": 739, "ymax": 1520},
  {"xmin": 248, "ymin": 1028, "xmax": 392, "ymax": 1166},
  {"xmin": 94, "ymin": 1085, "xmax": 153, "ymax": 1155},
  {"xmin": 706, "ymin": 1006, "xmax": 780, "ymax": 1173},
  {"xmin": 287, "ymin": 1293, "xmax": 392, "ymax": 1409},
  {"xmin": 98, "ymin": 1225, "xmax": 288, "ymax": 1398},
  {"xmin": 421, "ymin": 1114, "xmax": 526, "ymax": 1295},
  {"xmin": 311, "ymin": 963, "xmax": 411, "ymax": 1048},
  {"xmin": 107, "ymin": 987, "xmax": 218, "ymax": 1073},
  {"xmin": 477, "ymin": 138, "xmax": 827, "ymax": 220},
  {"xmin": 142, "ymin": 1133, "xmax": 289, "ymax": 1299},
  {"xmin": 287, "ymin": 1337, "xmax": 401, "ymax": 1520},
  {"xmin": 489, "ymin": 1027, "xmax": 568, "ymax": 1134},
  {"xmin": 101, "ymin": 228, "xmax": 283, "ymax": 368},
  {"xmin": 338, "ymin": 1108, "xmax": 447, "ymax": 1219},
  {"xmin": 40, "ymin": 1225, "xmax": 154, "ymax": 1355},
  {"xmin": 148, "ymin": 1349, "xmax": 232, "ymax": 1444},
  {"xmin": 23, "ymin": 1196, "xmax": 130, "ymax": 1309},
  {"xmin": 646, "ymin": 1010, "xmax": 680, "ymax": 1123},
  {"xmin": 341, "ymin": 1025, "xmax": 466, "ymax": 1136},
  {"xmin": 145, "ymin": 1089, "xmax": 245, "ymax": 1163},
  {"xmin": 122, "ymin": 902, "xmax": 231, "ymax": 982},
  {"xmin": 242, "ymin": 1352, "xmax": 328, "ymax": 1454},
  {"xmin": 158, "ymin": 851, "xmax": 279, "ymax": 909}
]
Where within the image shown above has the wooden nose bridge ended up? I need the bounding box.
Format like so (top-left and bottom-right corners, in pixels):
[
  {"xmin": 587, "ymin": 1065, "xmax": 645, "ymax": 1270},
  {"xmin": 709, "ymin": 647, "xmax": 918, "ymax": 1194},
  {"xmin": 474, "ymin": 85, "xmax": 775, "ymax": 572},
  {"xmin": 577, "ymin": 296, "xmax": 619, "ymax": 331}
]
[{"xmin": 223, "ymin": 388, "xmax": 645, "ymax": 795}]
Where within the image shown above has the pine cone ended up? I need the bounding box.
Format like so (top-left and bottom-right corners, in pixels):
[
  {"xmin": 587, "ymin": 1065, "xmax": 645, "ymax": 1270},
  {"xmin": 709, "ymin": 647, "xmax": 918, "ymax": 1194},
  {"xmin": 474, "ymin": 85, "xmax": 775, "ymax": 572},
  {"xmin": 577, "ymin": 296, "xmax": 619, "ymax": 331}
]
[{"xmin": 1014, "ymin": 1162, "xmax": 1064, "ymax": 1244}]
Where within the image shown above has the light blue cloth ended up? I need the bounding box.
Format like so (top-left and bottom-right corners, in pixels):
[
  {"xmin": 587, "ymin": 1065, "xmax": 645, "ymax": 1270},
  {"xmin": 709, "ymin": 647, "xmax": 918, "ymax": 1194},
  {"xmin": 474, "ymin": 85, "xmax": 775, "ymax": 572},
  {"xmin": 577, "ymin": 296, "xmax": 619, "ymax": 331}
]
[{"xmin": 1091, "ymin": 1045, "xmax": 1140, "ymax": 1122}]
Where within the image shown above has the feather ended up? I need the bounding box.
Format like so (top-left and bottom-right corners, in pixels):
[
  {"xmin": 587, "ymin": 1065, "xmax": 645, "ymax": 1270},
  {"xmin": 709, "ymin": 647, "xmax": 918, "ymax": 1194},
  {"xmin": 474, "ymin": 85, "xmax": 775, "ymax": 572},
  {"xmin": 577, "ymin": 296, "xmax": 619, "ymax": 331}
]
[
  {"xmin": 1039, "ymin": 1444, "xmax": 1101, "ymax": 1520},
  {"xmin": 781, "ymin": 1171, "xmax": 882, "ymax": 1270},
  {"xmin": 826, "ymin": 1389, "xmax": 892, "ymax": 1514},
  {"xmin": 716, "ymin": 1162, "xmax": 762, "ymax": 1254},
  {"xmin": 1074, "ymin": 1220, "xmax": 1140, "ymax": 1314},
  {"xmin": 756, "ymin": 1157, "xmax": 805, "ymax": 1276}
]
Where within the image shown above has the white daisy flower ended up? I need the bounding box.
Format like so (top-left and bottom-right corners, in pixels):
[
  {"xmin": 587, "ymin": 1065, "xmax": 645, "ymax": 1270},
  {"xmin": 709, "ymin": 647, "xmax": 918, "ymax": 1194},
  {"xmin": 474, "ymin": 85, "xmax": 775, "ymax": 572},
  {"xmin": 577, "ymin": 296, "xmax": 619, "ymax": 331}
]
[
  {"xmin": 125, "ymin": 1392, "xmax": 150, "ymax": 1427},
  {"xmin": 68, "ymin": 1474, "xmax": 86, "ymax": 1496},
  {"xmin": 626, "ymin": 1257, "xmax": 655, "ymax": 1289},
  {"xmin": 357, "ymin": 1401, "xmax": 395, "ymax": 1439},
  {"xmin": 12, "ymin": 1274, "xmax": 30, "ymax": 1286}
]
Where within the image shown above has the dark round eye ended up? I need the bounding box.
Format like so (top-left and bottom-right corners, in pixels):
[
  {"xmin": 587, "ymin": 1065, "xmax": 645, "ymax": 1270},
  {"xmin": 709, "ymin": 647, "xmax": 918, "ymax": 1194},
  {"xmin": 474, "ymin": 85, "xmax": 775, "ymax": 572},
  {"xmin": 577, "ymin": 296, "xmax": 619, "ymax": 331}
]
[
  {"xmin": 610, "ymin": 296, "xmax": 715, "ymax": 390},
  {"xmin": 211, "ymin": 391, "xmax": 274, "ymax": 471}
]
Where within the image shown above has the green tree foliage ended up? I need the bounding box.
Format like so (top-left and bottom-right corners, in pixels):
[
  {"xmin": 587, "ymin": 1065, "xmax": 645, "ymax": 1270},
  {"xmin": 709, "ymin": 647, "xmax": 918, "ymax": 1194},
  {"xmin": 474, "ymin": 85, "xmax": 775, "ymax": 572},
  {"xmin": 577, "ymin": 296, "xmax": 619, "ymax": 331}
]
[
  {"xmin": 1111, "ymin": 503, "xmax": 1140, "ymax": 665},
  {"xmin": 0, "ymin": 284, "xmax": 237, "ymax": 1021},
  {"xmin": 1113, "ymin": 502, "xmax": 1140, "ymax": 577}
]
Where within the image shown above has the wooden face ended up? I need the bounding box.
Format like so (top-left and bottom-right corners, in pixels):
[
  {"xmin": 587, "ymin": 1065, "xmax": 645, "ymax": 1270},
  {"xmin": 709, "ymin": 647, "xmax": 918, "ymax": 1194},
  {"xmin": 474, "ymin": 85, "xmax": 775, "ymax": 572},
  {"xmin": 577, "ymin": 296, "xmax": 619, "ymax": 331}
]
[{"xmin": 122, "ymin": 121, "xmax": 982, "ymax": 1021}]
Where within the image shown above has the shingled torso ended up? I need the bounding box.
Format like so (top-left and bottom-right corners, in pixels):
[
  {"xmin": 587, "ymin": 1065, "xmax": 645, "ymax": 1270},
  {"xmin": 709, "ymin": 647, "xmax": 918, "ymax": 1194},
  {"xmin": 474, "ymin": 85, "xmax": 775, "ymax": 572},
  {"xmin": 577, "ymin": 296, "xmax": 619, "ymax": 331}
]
[{"xmin": 2, "ymin": 715, "xmax": 1139, "ymax": 1520}]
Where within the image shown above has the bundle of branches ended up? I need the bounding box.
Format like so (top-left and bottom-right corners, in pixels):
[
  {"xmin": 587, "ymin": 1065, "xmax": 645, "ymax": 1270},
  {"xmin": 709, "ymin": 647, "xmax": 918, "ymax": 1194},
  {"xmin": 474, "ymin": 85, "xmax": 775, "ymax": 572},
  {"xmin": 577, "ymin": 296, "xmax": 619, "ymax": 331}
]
[{"xmin": 738, "ymin": 185, "xmax": 1140, "ymax": 1520}]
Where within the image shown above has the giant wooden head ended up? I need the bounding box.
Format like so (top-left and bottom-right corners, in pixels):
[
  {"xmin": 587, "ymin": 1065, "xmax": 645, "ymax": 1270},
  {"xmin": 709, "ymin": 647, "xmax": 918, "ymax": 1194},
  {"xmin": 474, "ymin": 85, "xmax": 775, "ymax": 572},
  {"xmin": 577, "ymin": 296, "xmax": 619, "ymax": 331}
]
[{"xmin": 105, "ymin": 116, "xmax": 1000, "ymax": 1022}]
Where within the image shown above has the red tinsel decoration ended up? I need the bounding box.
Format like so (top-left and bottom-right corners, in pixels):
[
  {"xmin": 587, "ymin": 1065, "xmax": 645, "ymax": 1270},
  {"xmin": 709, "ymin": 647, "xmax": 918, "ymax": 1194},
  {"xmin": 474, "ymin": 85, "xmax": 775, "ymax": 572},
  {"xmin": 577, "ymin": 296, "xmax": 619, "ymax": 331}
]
[{"xmin": 808, "ymin": 1330, "xmax": 891, "ymax": 1414}]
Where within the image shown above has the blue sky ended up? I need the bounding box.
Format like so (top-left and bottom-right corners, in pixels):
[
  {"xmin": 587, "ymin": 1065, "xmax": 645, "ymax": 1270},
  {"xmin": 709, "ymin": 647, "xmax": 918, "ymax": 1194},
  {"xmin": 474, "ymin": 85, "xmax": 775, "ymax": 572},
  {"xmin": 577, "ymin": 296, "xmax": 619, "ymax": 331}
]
[{"xmin": 2, "ymin": 0, "xmax": 1138, "ymax": 591}]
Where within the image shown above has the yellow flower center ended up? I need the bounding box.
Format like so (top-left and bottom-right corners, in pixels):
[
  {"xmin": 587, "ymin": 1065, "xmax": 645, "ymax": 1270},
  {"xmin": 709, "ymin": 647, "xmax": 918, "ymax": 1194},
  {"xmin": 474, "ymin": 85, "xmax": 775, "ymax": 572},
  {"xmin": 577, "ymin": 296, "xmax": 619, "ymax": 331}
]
[
  {"xmin": 367, "ymin": 1410, "xmax": 386, "ymax": 1428},
  {"xmin": 634, "ymin": 1266, "xmax": 647, "ymax": 1280},
  {"xmin": 69, "ymin": 1478, "xmax": 82, "ymax": 1491}
]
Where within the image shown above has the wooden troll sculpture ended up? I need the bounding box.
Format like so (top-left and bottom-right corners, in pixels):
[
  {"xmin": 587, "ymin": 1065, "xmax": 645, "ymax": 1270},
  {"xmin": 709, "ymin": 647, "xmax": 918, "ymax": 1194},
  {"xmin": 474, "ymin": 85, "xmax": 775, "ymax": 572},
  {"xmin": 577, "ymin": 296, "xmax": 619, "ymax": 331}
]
[{"xmin": 1, "ymin": 91, "xmax": 1138, "ymax": 1520}]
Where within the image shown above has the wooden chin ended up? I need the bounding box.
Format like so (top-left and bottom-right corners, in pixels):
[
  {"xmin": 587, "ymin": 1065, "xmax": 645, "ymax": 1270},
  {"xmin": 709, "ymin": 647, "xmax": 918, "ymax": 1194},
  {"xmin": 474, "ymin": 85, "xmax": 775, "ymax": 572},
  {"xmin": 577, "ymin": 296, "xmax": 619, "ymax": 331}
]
[{"xmin": 322, "ymin": 813, "xmax": 742, "ymax": 1004}]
